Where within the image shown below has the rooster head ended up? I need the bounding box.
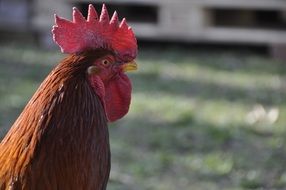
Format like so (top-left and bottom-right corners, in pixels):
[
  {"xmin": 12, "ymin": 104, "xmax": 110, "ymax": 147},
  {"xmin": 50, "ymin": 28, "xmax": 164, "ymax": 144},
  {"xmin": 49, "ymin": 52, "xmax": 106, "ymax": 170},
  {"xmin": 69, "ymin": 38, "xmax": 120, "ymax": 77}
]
[
  {"xmin": 86, "ymin": 50, "xmax": 137, "ymax": 122},
  {"xmin": 52, "ymin": 4, "xmax": 137, "ymax": 122}
]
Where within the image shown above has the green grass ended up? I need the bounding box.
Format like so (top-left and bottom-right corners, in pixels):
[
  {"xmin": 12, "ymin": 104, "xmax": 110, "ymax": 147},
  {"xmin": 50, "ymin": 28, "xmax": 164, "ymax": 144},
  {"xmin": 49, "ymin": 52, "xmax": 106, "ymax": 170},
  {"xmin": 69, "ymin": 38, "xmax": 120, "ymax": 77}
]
[{"xmin": 1, "ymin": 42, "xmax": 286, "ymax": 189}]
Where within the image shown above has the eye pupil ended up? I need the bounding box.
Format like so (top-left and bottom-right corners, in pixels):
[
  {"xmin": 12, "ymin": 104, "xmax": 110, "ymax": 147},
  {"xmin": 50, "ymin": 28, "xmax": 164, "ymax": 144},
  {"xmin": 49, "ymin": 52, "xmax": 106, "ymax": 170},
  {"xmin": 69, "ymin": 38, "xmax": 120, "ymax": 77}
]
[{"xmin": 103, "ymin": 60, "xmax": 109, "ymax": 65}]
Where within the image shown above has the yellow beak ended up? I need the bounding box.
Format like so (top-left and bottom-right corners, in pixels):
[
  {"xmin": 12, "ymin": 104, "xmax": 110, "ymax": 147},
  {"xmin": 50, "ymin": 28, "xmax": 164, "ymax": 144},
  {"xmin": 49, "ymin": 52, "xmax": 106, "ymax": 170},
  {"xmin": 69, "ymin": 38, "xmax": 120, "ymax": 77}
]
[{"xmin": 121, "ymin": 60, "xmax": 138, "ymax": 72}]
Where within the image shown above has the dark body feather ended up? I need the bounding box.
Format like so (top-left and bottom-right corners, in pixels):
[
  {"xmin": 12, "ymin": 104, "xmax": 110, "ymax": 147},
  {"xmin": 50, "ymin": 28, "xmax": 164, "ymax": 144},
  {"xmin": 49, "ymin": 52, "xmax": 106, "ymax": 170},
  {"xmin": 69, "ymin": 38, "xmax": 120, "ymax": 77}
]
[{"xmin": 0, "ymin": 50, "xmax": 111, "ymax": 190}]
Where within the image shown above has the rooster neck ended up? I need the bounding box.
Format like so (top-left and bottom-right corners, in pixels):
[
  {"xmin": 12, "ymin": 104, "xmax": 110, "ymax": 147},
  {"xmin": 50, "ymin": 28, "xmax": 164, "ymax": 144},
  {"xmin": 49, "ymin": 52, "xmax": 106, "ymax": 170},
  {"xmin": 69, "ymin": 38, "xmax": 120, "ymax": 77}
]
[{"xmin": 0, "ymin": 53, "xmax": 111, "ymax": 189}]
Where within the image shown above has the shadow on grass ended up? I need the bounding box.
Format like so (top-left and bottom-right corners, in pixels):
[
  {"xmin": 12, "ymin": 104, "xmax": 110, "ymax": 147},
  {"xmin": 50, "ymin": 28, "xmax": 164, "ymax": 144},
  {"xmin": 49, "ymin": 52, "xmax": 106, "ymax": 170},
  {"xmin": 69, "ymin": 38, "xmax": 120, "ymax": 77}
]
[
  {"xmin": 0, "ymin": 60, "xmax": 54, "ymax": 135},
  {"xmin": 139, "ymin": 46, "xmax": 286, "ymax": 75},
  {"xmin": 0, "ymin": 60, "xmax": 53, "ymax": 82},
  {"xmin": 132, "ymin": 72, "xmax": 285, "ymax": 106}
]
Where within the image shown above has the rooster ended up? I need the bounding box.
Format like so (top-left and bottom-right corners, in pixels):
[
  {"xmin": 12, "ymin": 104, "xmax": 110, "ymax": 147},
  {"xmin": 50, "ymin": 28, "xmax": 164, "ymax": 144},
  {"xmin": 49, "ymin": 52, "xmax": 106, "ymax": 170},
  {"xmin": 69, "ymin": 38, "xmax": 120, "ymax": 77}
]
[{"xmin": 0, "ymin": 4, "xmax": 137, "ymax": 190}]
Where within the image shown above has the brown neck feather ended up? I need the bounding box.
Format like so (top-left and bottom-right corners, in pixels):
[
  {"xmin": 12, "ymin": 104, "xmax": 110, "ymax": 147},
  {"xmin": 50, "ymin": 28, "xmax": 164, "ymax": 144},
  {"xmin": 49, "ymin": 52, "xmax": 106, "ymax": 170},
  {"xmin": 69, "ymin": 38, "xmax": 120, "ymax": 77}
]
[{"xmin": 0, "ymin": 50, "xmax": 111, "ymax": 189}]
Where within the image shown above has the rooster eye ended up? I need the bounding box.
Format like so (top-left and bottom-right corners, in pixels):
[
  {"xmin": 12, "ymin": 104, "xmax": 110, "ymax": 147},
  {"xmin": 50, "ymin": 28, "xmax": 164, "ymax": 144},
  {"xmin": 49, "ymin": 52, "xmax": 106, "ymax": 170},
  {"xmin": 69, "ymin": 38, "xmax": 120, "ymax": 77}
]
[{"xmin": 101, "ymin": 59, "xmax": 111, "ymax": 66}]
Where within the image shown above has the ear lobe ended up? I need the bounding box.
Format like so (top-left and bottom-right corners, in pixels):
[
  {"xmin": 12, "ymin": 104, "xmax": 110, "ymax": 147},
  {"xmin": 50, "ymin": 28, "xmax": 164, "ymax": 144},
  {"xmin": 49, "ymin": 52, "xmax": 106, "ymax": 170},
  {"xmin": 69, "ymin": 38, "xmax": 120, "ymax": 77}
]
[{"xmin": 87, "ymin": 66, "xmax": 100, "ymax": 75}]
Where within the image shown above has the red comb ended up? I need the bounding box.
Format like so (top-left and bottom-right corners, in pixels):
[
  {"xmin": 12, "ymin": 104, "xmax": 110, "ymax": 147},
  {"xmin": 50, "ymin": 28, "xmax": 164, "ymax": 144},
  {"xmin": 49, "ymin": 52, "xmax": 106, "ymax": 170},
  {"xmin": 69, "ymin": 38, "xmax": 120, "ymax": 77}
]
[{"xmin": 52, "ymin": 4, "xmax": 137, "ymax": 61}]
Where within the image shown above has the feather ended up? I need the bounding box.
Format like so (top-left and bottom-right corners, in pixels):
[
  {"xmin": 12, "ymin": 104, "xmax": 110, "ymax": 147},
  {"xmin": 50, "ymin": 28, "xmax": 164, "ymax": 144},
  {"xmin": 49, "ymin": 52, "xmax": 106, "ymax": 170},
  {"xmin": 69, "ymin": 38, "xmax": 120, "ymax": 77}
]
[{"xmin": 0, "ymin": 50, "xmax": 111, "ymax": 190}]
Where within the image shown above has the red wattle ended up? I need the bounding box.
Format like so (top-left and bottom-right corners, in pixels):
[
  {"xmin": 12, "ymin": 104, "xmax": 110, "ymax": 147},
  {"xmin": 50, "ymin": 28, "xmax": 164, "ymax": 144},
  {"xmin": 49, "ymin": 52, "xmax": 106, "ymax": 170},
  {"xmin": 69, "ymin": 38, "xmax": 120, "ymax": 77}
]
[
  {"xmin": 104, "ymin": 73, "xmax": 132, "ymax": 122},
  {"xmin": 89, "ymin": 73, "xmax": 132, "ymax": 122}
]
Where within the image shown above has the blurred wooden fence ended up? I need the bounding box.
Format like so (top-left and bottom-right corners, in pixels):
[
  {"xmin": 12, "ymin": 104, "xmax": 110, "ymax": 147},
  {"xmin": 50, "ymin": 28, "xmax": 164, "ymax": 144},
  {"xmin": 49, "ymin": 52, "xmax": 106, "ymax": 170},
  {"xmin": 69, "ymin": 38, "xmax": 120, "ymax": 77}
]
[{"xmin": 1, "ymin": 0, "xmax": 286, "ymax": 58}]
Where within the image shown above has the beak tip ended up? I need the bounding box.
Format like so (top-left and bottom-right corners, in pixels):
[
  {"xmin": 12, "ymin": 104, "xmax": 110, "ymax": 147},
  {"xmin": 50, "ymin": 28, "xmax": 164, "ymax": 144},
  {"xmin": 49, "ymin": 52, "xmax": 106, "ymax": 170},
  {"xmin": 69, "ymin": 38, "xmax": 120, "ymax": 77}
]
[{"xmin": 122, "ymin": 60, "xmax": 137, "ymax": 72}]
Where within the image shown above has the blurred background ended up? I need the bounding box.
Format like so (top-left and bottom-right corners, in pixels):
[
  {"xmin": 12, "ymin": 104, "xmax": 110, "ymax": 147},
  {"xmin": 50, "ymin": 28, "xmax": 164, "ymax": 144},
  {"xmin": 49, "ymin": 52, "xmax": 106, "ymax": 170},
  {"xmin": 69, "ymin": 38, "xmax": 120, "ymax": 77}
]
[{"xmin": 1, "ymin": 0, "xmax": 286, "ymax": 189}]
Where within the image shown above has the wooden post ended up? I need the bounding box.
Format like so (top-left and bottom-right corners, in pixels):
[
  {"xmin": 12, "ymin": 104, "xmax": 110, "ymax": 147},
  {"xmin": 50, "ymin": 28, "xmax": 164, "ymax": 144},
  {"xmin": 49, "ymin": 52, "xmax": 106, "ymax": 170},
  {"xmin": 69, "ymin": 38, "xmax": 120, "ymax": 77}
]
[{"xmin": 270, "ymin": 44, "xmax": 286, "ymax": 61}]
